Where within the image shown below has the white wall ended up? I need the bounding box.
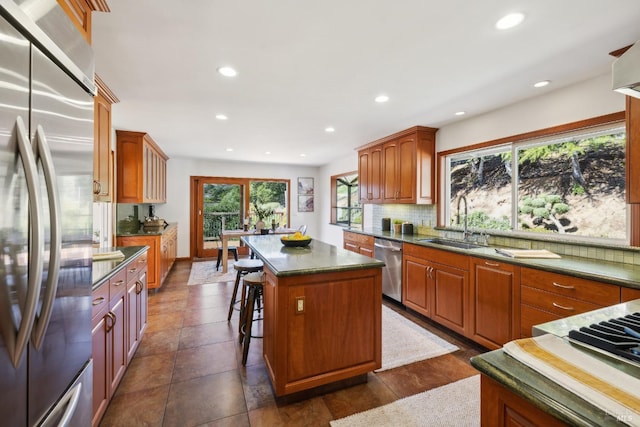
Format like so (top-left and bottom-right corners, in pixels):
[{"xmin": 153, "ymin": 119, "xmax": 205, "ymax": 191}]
[
  {"xmin": 317, "ymin": 72, "xmax": 627, "ymax": 246},
  {"xmin": 155, "ymin": 158, "xmax": 319, "ymax": 258}
]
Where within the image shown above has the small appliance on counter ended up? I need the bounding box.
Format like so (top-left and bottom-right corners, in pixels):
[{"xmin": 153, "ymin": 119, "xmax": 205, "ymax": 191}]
[
  {"xmin": 401, "ymin": 223, "xmax": 414, "ymax": 235},
  {"xmin": 142, "ymin": 205, "xmax": 167, "ymax": 231}
]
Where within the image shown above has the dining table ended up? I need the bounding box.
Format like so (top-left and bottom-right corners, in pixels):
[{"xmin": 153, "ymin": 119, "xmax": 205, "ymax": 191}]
[{"xmin": 219, "ymin": 228, "xmax": 298, "ymax": 273}]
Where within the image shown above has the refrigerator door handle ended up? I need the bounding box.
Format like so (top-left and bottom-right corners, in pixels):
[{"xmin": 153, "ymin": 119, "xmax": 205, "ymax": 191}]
[
  {"xmin": 7, "ymin": 116, "xmax": 44, "ymax": 367},
  {"xmin": 31, "ymin": 125, "xmax": 61, "ymax": 350},
  {"xmin": 39, "ymin": 382, "xmax": 82, "ymax": 427}
]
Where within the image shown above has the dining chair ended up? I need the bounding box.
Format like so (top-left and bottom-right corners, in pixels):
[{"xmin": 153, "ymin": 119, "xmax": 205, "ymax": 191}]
[{"xmin": 215, "ymin": 235, "xmax": 238, "ymax": 271}]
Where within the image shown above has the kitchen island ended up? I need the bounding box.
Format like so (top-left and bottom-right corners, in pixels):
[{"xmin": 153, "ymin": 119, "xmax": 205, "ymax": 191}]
[{"xmin": 242, "ymin": 234, "xmax": 385, "ymax": 397}]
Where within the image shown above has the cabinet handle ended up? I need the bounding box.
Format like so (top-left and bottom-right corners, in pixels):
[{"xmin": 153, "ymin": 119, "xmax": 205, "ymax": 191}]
[
  {"xmin": 93, "ymin": 180, "xmax": 101, "ymax": 195},
  {"xmin": 552, "ymin": 302, "xmax": 575, "ymax": 311},
  {"xmin": 92, "ymin": 297, "xmax": 105, "ymax": 306},
  {"xmin": 484, "ymin": 261, "xmax": 500, "ymax": 267},
  {"xmin": 129, "ymin": 267, "xmax": 138, "ymax": 273},
  {"xmin": 552, "ymin": 282, "xmax": 575, "ymax": 290},
  {"xmin": 113, "ymin": 279, "xmax": 124, "ymax": 287},
  {"xmin": 105, "ymin": 312, "xmax": 116, "ymax": 332},
  {"xmin": 135, "ymin": 280, "xmax": 143, "ymax": 294}
]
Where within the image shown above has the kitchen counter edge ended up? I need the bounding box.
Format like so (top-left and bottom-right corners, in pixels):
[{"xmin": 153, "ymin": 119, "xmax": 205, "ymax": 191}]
[
  {"xmin": 115, "ymin": 222, "xmax": 178, "ymax": 237},
  {"xmin": 345, "ymin": 228, "xmax": 640, "ymax": 291},
  {"xmin": 92, "ymin": 246, "xmax": 149, "ymax": 289}
]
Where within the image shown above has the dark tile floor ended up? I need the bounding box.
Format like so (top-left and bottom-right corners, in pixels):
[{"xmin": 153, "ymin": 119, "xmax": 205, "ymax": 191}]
[{"xmin": 99, "ymin": 259, "xmax": 485, "ymax": 427}]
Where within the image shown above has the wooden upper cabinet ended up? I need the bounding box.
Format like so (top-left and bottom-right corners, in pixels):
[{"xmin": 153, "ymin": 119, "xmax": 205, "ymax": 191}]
[
  {"xmin": 57, "ymin": 0, "xmax": 110, "ymax": 44},
  {"xmin": 626, "ymin": 96, "xmax": 640, "ymax": 204},
  {"xmin": 358, "ymin": 145, "xmax": 383, "ymax": 203},
  {"xmin": 357, "ymin": 126, "xmax": 437, "ymax": 204},
  {"xmin": 93, "ymin": 76, "xmax": 118, "ymax": 202},
  {"xmin": 116, "ymin": 130, "xmax": 169, "ymax": 204}
]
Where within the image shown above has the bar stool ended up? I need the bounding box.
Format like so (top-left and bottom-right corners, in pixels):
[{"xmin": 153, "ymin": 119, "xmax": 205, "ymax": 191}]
[
  {"xmin": 240, "ymin": 271, "xmax": 265, "ymax": 365},
  {"xmin": 226, "ymin": 259, "xmax": 263, "ymax": 322}
]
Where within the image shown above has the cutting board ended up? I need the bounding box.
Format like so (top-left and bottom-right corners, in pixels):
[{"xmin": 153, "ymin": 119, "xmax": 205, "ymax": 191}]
[{"xmin": 494, "ymin": 248, "xmax": 561, "ymax": 259}]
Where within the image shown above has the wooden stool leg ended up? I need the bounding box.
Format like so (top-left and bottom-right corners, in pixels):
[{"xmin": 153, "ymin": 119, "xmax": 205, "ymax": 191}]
[
  {"xmin": 242, "ymin": 285, "xmax": 256, "ymax": 366},
  {"xmin": 227, "ymin": 271, "xmax": 242, "ymax": 322},
  {"xmin": 239, "ymin": 278, "xmax": 248, "ymax": 343}
]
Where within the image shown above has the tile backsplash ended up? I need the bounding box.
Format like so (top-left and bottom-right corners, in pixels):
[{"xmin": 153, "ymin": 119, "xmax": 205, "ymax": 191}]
[{"xmin": 369, "ymin": 204, "xmax": 640, "ymax": 266}]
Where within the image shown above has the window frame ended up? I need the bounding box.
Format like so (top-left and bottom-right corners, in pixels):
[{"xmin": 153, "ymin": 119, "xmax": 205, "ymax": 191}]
[
  {"xmin": 438, "ymin": 112, "xmax": 628, "ymax": 243},
  {"xmin": 330, "ymin": 171, "xmax": 362, "ymax": 229}
]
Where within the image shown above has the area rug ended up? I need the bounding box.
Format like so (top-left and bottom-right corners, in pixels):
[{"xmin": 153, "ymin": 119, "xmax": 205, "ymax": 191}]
[
  {"xmin": 378, "ymin": 306, "xmax": 459, "ymax": 372},
  {"xmin": 187, "ymin": 261, "xmax": 238, "ymax": 285},
  {"xmin": 330, "ymin": 375, "xmax": 480, "ymax": 427}
]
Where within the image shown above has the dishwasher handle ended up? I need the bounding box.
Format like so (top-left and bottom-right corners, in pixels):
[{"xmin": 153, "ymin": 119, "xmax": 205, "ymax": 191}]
[{"xmin": 374, "ymin": 243, "xmax": 402, "ymax": 252}]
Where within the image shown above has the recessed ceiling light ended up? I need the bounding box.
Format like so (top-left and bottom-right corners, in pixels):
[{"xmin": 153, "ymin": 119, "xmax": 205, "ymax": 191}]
[
  {"xmin": 225, "ymin": 148, "xmax": 234, "ymax": 152},
  {"xmin": 533, "ymin": 80, "xmax": 550, "ymax": 88},
  {"xmin": 264, "ymin": 151, "xmax": 271, "ymax": 155},
  {"xmin": 215, "ymin": 114, "xmax": 228, "ymax": 120},
  {"xmin": 217, "ymin": 66, "xmax": 237, "ymax": 77},
  {"xmin": 495, "ymin": 13, "xmax": 524, "ymax": 30},
  {"xmin": 300, "ymin": 153, "xmax": 307, "ymax": 157},
  {"xmin": 455, "ymin": 111, "xmax": 466, "ymax": 116},
  {"xmin": 325, "ymin": 127, "xmax": 335, "ymax": 133},
  {"xmin": 375, "ymin": 95, "xmax": 389, "ymax": 103}
]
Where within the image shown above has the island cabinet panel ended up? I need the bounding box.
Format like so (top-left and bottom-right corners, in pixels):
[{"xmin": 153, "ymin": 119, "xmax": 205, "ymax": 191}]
[
  {"xmin": 402, "ymin": 244, "xmax": 469, "ymax": 336},
  {"xmin": 622, "ymin": 286, "xmax": 640, "ymax": 302},
  {"xmin": 357, "ymin": 126, "xmax": 437, "ymax": 204},
  {"xmin": 262, "ymin": 267, "xmax": 382, "ymax": 396},
  {"xmin": 470, "ymin": 257, "xmax": 520, "ymax": 350},
  {"xmin": 520, "ymin": 267, "xmax": 620, "ymax": 338},
  {"xmin": 481, "ymin": 375, "xmax": 569, "ymax": 427},
  {"xmin": 342, "ymin": 231, "xmax": 374, "ymax": 257}
]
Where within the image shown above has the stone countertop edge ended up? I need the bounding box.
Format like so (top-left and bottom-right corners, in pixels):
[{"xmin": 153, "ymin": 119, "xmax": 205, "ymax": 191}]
[
  {"xmin": 92, "ymin": 245, "xmax": 149, "ymax": 289},
  {"xmin": 346, "ymin": 228, "xmax": 640, "ymax": 290},
  {"xmin": 242, "ymin": 235, "xmax": 384, "ymax": 277},
  {"xmin": 470, "ymin": 350, "xmax": 622, "ymax": 427},
  {"xmin": 115, "ymin": 222, "xmax": 178, "ymax": 237}
]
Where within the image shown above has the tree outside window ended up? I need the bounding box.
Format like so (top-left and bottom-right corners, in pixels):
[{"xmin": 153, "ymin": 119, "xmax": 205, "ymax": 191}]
[{"xmin": 331, "ymin": 172, "xmax": 361, "ymax": 229}]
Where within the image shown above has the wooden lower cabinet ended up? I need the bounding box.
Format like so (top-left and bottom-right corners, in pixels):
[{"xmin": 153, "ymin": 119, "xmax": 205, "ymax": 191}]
[
  {"xmin": 262, "ymin": 266, "xmax": 382, "ymax": 396},
  {"xmin": 403, "ymin": 244, "xmax": 469, "ymax": 336},
  {"xmin": 520, "ymin": 267, "xmax": 620, "ymax": 337},
  {"xmin": 481, "ymin": 375, "xmax": 568, "ymax": 427},
  {"xmin": 470, "ymin": 257, "xmax": 520, "ymax": 350},
  {"xmin": 622, "ymin": 286, "xmax": 640, "ymax": 302},
  {"xmin": 343, "ymin": 230, "xmax": 374, "ymax": 257},
  {"xmin": 92, "ymin": 251, "xmax": 148, "ymax": 426},
  {"xmin": 117, "ymin": 224, "xmax": 177, "ymax": 290}
]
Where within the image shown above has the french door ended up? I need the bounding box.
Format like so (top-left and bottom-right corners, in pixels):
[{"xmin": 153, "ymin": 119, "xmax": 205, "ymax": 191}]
[{"xmin": 193, "ymin": 177, "xmax": 245, "ymax": 259}]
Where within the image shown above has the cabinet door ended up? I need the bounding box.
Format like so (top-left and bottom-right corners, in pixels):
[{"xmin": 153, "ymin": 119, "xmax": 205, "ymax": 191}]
[
  {"xmin": 137, "ymin": 270, "xmax": 148, "ymax": 338},
  {"xmin": 358, "ymin": 150, "xmax": 370, "ymax": 202},
  {"xmin": 382, "ymin": 140, "xmax": 398, "ymax": 203},
  {"xmin": 432, "ymin": 262, "xmax": 468, "ymax": 336},
  {"xmin": 109, "ymin": 295, "xmax": 127, "ymax": 395},
  {"xmin": 403, "ymin": 255, "xmax": 430, "ymax": 316},
  {"xmin": 126, "ymin": 279, "xmax": 139, "ymax": 364},
  {"xmin": 369, "ymin": 146, "xmax": 383, "ymax": 203},
  {"xmin": 396, "ymin": 135, "xmax": 417, "ymax": 203},
  {"xmin": 471, "ymin": 258, "xmax": 520, "ymax": 349},
  {"xmin": 93, "ymin": 90, "xmax": 112, "ymax": 202},
  {"xmin": 91, "ymin": 309, "xmax": 109, "ymax": 427}
]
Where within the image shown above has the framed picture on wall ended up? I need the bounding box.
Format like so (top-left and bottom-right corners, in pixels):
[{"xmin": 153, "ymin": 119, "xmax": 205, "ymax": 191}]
[
  {"xmin": 298, "ymin": 195, "xmax": 314, "ymax": 212},
  {"xmin": 298, "ymin": 177, "xmax": 314, "ymax": 195}
]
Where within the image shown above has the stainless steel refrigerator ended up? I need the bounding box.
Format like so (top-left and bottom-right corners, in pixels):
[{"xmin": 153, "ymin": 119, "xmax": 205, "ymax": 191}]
[{"xmin": 0, "ymin": 1, "xmax": 95, "ymax": 425}]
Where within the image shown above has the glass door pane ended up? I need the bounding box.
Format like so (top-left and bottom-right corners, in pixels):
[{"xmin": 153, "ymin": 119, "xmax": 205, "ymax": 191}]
[{"xmin": 199, "ymin": 182, "xmax": 243, "ymax": 258}]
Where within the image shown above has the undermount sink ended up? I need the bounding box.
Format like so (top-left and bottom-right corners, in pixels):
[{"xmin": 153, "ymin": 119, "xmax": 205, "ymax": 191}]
[{"xmin": 417, "ymin": 238, "xmax": 485, "ymax": 250}]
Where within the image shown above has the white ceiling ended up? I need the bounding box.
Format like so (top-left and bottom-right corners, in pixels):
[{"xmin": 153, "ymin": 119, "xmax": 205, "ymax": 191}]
[{"xmin": 91, "ymin": 0, "xmax": 640, "ymax": 167}]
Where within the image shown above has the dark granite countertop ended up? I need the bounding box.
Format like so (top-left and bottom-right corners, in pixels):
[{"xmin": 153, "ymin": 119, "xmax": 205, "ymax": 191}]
[
  {"xmin": 116, "ymin": 222, "xmax": 177, "ymax": 237},
  {"xmin": 92, "ymin": 246, "xmax": 149, "ymax": 289},
  {"xmin": 346, "ymin": 228, "xmax": 640, "ymax": 290},
  {"xmin": 242, "ymin": 234, "xmax": 384, "ymax": 277},
  {"xmin": 471, "ymin": 299, "xmax": 640, "ymax": 426}
]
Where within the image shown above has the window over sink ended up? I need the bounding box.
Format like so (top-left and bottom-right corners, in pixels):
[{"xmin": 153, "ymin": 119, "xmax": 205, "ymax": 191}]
[
  {"xmin": 442, "ymin": 117, "xmax": 627, "ymax": 243},
  {"xmin": 330, "ymin": 172, "xmax": 362, "ymax": 229}
]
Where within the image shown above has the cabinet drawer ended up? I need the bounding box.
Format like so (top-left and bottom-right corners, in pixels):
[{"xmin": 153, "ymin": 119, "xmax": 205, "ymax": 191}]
[
  {"xmin": 520, "ymin": 304, "xmax": 560, "ymax": 337},
  {"xmin": 521, "ymin": 286, "xmax": 602, "ymax": 317},
  {"xmin": 92, "ymin": 283, "xmax": 110, "ymax": 320},
  {"xmin": 125, "ymin": 256, "xmax": 145, "ymax": 283},
  {"xmin": 109, "ymin": 268, "xmax": 127, "ymax": 300},
  {"xmin": 520, "ymin": 267, "xmax": 619, "ymax": 306},
  {"xmin": 403, "ymin": 243, "xmax": 469, "ymax": 270},
  {"xmin": 344, "ymin": 232, "xmax": 373, "ymax": 246}
]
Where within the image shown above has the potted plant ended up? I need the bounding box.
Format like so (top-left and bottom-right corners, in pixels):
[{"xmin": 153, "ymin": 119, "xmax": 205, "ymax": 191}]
[
  {"xmin": 253, "ymin": 202, "xmax": 274, "ymax": 233},
  {"xmin": 393, "ymin": 219, "xmax": 403, "ymax": 234}
]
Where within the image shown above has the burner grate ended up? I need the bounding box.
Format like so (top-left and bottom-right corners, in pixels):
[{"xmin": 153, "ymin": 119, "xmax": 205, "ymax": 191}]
[{"xmin": 567, "ymin": 312, "xmax": 640, "ymax": 363}]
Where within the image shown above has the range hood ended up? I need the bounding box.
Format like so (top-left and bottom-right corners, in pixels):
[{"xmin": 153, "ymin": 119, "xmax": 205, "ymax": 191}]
[{"xmin": 612, "ymin": 41, "xmax": 640, "ymax": 99}]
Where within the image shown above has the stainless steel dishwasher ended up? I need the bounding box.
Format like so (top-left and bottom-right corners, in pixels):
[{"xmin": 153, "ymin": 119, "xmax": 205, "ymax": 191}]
[{"xmin": 374, "ymin": 238, "xmax": 403, "ymax": 303}]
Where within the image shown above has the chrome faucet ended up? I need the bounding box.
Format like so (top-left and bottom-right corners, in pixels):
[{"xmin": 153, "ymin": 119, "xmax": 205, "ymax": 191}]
[{"xmin": 457, "ymin": 195, "xmax": 472, "ymax": 241}]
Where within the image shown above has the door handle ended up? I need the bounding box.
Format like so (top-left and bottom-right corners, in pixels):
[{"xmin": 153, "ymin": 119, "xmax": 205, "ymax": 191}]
[
  {"xmin": 42, "ymin": 381, "xmax": 82, "ymax": 427},
  {"xmin": 4, "ymin": 117, "xmax": 44, "ymax": 368},
  {"xmin": 31, "ymin": 125, "xmax": 62, "ymax": 350}
]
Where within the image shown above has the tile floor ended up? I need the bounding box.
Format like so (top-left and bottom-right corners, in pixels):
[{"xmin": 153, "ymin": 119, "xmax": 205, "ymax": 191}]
[{"xmin": 99, "ymin": 259, "xmax": 485, "ymax": 427}]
